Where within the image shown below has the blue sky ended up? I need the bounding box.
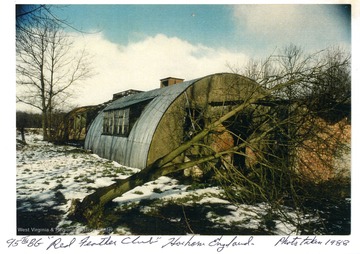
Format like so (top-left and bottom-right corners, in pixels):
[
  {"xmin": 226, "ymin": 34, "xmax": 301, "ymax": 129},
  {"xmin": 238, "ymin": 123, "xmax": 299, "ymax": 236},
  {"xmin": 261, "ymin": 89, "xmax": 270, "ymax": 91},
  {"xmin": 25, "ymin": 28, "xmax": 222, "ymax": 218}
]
[
  {"xmin": 15, "ymin": 4, "xmax": 352, "ymax": 110},
  {"xmin": 56, "ymin": 4, "xmax": 351, "ymax": 56},
  {"xmin": 58, "ymin": 5, "xmax": 237, "ymax": 49}
]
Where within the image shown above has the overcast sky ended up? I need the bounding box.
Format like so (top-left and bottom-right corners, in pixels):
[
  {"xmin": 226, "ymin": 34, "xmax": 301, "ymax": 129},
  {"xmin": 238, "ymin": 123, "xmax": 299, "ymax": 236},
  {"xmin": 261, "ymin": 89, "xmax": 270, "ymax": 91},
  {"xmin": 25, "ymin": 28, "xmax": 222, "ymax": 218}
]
[{"xmin": 16, "ymin": 3, "xmax": 352, "ymax": 111}]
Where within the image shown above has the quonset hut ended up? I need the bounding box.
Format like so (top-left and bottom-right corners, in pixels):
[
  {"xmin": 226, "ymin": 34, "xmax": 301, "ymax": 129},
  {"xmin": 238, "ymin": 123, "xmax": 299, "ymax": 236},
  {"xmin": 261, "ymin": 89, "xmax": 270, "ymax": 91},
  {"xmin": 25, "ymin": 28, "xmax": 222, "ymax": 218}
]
[{"xmin": 84, "ymin": 73, "xmax": 267, "ymax": 169}]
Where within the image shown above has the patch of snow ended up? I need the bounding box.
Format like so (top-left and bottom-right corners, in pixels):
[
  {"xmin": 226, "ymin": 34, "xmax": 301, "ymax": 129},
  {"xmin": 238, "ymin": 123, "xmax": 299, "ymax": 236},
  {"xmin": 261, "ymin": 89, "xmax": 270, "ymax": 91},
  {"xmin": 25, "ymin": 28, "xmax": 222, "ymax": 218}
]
[
  {"xmin": 198, "ymin": 197, "xmax": 230, "ymax": 205},
  {"xmin": 17, "ymin": 129, "xmax": 318, "ymax": 235}
]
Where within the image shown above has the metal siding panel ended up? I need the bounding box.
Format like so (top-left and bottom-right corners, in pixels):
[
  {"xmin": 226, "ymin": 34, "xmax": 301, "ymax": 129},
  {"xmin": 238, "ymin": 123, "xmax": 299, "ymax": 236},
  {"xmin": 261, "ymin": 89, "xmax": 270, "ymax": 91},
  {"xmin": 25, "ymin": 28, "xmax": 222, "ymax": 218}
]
[{"xmin": 104, "ymin": 96, "xmax": 156, "ymax": 111}]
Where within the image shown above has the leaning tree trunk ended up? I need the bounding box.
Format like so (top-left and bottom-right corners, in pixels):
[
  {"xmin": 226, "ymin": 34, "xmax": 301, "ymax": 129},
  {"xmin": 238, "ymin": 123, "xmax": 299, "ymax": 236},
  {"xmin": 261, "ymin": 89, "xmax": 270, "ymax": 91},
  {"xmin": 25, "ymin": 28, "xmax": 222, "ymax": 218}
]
[{"xmin": 68, "ymin": 136, "xmax": 226, "ymax": 227}]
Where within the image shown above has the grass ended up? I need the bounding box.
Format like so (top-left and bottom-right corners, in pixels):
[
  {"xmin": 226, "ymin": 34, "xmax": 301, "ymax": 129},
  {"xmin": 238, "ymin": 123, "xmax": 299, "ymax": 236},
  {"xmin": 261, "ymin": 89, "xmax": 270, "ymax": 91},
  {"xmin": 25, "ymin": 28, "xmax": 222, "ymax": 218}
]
[
  {"xmin": 53, "ymin": 184, "xmax": 65, "ymax": 191},
  {"xmin": 83, "ymin": 177, "xmax": 95, "ymax": 184},
  {"xmin": 100, "ymin": 165, "xmax": 133, "ymax": 178}
]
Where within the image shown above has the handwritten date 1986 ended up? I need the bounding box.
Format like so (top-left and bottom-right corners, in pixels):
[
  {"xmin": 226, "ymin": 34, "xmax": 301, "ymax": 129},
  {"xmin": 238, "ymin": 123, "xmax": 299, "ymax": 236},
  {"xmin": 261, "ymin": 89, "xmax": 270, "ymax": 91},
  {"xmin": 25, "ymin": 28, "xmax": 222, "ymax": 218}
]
[{"xmin": 274, "ymin": 236, "xmax": 350, "ymax": 247}]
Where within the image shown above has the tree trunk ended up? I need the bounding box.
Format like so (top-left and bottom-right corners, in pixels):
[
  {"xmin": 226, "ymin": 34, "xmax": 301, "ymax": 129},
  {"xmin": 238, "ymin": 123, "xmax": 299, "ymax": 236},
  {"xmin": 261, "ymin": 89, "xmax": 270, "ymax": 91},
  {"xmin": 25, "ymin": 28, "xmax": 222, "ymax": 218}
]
[
  {"xmin": 20, "ymin": 127, "xmax": 26, "ymax": 143},
  {"xmin": 42, "ymin": 111, "xmax": 49, "ymax": 141}
]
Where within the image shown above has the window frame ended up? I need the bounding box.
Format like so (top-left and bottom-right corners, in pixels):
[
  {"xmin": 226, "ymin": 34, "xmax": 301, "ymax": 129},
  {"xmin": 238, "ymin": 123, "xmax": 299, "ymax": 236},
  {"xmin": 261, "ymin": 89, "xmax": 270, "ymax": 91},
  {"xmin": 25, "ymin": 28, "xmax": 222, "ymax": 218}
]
[
  {"xmin": 102, "ymin": 108, "xmax": 130, "ymax": 137},
  {"xmin": 102, "ymin": 98, "xmax": 153, "ymax": 137}
]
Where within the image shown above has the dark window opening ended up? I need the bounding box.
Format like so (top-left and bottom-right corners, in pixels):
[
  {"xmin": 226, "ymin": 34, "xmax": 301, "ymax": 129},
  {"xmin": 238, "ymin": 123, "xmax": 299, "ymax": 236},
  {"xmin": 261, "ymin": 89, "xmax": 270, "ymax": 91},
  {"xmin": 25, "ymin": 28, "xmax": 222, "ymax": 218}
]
[
  {"xmin": 102, "ymin": 99, "xmax": 152, "ymax": 137},
  {"xmin": 161, "ymin": 80, "xmax": 169, "ymax": 87}
]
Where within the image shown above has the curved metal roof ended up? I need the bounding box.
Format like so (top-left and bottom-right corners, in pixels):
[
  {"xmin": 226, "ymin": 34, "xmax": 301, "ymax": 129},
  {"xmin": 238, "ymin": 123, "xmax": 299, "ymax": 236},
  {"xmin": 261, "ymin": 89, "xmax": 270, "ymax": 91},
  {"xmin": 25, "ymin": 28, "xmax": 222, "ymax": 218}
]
[{"xmin": 84, "ymin": 78, "xmax": 200, "ymax": 168}]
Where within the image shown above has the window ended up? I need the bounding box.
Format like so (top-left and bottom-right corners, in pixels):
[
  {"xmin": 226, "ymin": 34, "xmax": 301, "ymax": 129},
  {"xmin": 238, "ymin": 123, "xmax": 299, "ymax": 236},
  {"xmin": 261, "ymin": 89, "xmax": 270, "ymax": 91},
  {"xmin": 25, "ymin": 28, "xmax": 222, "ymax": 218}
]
[
  {"xmin": 103, "ymin": 108, "xmax": 130, "ymax": 136},
  {"xmin": 102, "ymin": 98, "xmax": 152, "ymax": 137}
]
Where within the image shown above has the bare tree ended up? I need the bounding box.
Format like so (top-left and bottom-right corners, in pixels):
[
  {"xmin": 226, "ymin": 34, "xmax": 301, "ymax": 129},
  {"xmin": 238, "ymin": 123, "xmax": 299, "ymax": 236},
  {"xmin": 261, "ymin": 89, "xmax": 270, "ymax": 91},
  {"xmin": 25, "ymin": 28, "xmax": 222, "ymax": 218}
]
[{"xmin": 16, "ymin": 14, "xmax": 92, "ymax": 140}]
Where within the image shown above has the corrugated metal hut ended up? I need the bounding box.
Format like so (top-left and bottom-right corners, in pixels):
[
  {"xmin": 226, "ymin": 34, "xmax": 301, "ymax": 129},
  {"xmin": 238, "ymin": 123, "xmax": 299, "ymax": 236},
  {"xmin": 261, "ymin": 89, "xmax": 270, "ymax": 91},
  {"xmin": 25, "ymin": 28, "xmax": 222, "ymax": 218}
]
[
  {"xmin": 56, "ymin": 105, "xmax": 105, "ymax": 143},
  {"xmin": 84, "ymin": 73, "xmax": 266, "ymax": 169}
]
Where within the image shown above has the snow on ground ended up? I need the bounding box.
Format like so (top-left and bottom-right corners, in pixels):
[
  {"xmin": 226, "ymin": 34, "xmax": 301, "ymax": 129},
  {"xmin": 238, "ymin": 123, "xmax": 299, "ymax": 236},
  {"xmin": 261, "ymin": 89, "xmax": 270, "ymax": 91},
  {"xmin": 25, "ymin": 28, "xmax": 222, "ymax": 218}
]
[{"xmin": 16, "ymin": 129, "xmax": 312, "ymax": 235}]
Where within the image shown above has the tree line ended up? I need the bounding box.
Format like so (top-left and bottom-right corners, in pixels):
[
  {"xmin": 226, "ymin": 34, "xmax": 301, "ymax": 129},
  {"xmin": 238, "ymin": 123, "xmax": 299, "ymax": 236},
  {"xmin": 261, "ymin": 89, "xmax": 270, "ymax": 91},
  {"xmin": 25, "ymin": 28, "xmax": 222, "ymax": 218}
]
[{"xmin": 16, "ymin": 110, "xmax": 67, "ymax": 143}]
